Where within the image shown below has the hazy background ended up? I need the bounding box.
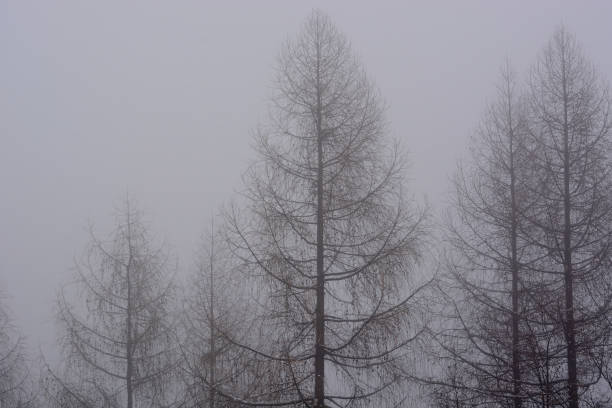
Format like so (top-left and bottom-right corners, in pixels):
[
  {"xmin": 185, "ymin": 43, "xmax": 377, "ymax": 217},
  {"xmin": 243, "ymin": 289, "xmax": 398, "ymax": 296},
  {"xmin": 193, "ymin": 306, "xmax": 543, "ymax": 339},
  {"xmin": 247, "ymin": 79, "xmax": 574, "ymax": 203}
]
[{"xmin": 2, "ymin": 1, "xmax": 612, "ymax": 361}]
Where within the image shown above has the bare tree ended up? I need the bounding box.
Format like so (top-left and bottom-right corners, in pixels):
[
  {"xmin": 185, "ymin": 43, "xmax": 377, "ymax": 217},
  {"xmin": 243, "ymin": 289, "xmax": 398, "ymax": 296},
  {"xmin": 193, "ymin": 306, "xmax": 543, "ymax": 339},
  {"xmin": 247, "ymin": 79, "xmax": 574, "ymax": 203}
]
[
  {"xmin": 432, "ymin": 28, "xmax": 612, "ymax": 408},
  {"xmin": 0, "ymin": 294, "xmax": 35, "ymax": 408},
  {"xmin": 48, "ymin": 201, "xmax": 179, "ymax": 408},
  {"xmin": 526, "ymin": 27, "xmax": 612, "ymax": 408},
  {"xmin": 181, "ymin": 222, "xmax": 272, "ymax": 408},
  {"xmin": 224, "ymin": 10, "xmax": 429, "ymax": 408},
  {"xmin": 431, "ymin": 63, "xmax": 537, "ymax": 408}
]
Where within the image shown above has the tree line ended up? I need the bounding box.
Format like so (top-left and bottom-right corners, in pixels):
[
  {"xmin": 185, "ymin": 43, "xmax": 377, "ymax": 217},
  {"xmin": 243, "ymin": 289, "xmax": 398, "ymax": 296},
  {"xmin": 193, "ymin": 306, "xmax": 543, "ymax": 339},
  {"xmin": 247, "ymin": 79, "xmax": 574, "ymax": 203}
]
[{"xmin": 1, "ymin": 10, "xmax": 612, "ymax": 408}]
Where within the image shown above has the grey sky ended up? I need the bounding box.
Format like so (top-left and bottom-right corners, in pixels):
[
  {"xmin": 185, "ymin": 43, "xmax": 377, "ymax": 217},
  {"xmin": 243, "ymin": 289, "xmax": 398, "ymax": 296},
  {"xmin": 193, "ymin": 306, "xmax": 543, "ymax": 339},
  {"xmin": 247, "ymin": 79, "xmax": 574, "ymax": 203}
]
[{"xmin": 2, "ymin": 1, "xmax": 612, "ymax": 359}]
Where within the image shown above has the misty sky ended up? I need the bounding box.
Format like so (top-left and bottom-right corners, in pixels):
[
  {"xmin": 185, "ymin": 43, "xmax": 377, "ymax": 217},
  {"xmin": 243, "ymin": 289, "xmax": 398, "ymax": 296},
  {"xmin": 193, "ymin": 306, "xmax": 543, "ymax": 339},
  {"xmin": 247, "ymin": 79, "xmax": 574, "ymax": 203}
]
[{"xmin": 2, "ymin": 1, "xmax": 612, "ymax": 360}]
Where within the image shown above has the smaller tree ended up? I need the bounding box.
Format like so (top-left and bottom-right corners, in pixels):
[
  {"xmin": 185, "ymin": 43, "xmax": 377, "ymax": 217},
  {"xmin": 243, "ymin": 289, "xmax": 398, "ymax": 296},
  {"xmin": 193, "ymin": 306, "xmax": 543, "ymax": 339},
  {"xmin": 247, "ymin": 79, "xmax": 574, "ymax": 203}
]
[
  {"xmin": 430, "ymin": 63, "xmax": 540, "ymax": 408},
  {"xmin": 0, "ymin": 294, "xmax": 35, "ymax": 408},
  {"xmin": 181, "ymin": 223, "xmax": 272, "ymax": 408},
  {"xmin": 48, "ymin": 201, "xmax": 179, "ymax": 408}
]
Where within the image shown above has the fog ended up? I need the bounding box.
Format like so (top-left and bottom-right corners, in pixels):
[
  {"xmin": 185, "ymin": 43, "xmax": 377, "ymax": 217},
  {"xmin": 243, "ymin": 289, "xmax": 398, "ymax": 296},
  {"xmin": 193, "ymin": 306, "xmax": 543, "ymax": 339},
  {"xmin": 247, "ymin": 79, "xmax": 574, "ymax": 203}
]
[{"xmin": 2, "ymin": 0, "xmax": 612, "ymax": 379}]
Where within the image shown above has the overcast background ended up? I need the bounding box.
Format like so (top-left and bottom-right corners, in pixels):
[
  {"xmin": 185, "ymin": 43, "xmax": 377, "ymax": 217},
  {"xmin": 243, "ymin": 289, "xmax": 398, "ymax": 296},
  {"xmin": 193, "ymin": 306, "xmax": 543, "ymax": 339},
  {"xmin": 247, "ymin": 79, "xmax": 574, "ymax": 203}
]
[{"xmin": 2, "ymin": 1, "xmax": 612, "ymax": 362}]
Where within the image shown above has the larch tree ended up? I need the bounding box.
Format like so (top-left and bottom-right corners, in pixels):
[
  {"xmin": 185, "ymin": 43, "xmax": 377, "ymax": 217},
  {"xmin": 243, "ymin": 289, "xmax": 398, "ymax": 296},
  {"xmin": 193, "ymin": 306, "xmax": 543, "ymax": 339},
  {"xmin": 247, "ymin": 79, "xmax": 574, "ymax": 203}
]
[
  {"xmin": 0, "ymin": 294, "xmax": 34, "ymax": 408},
  {"xmin": 182, "ymin": 225, "xmax": 229, "ymax": 408},
  {"xmin": 526, "ymin": 27, "xmax": 612, "ymax": 408},
  {"xmin": 48, "ymin": 201, "xmax": 179, "ymax": 408},
  {"xmin": 224, "ymin": 10, "xmax": 429, "ymax": 408},
  {"xmin": 181, "ymin": 223, "xmax": 271, "ymax": 408},
  {"xmin": 432, "ymin": 64, "xmax": 535, "ymax": 408}
]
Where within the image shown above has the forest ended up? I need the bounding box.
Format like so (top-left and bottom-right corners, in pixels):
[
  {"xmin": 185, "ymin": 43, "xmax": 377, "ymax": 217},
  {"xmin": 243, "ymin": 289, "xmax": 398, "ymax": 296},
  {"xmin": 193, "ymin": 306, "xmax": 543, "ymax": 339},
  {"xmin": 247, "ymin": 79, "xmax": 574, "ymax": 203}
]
[{"xmin": 2, "ymin": 7, "xmax": 612, "ymax": 408}]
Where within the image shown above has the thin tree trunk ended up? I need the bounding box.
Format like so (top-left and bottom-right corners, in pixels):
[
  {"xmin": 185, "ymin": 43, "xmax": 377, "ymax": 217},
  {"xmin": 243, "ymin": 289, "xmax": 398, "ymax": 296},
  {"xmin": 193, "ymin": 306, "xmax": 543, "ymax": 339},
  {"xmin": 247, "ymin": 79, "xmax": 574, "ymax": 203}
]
[
  {"xmin": 126, "ymin": 268, "xmax": 134, "ymax": 407},
  {"xmin": 562, "ymin": 58, "xmax": 578, "ymax": 408},
  {"xmin": 509, "ymin": 130, "xmax": 522, "ymax": 408},
  {"xmin": 313, "ymin": 16, "xmax": 326, "ymax": 408},
  {"xmin": 209, "ymin": 222, "xmax": 216, "ymax": 408},
  {"xmin": 126, "ymin": 206, "xmax": 134, "ymax": 408},
  {"xmin": 506, "ymin": 74, "xmax": 522, "ymax": 408}
]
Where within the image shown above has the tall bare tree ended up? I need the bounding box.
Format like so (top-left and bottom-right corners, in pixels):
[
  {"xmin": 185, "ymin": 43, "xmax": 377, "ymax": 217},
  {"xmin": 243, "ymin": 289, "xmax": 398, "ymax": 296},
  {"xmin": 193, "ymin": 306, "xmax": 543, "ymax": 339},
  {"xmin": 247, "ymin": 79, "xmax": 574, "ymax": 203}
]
[
  {"xmin": 432, "ymin": 63, "xmax": 536, "ymax": 408},
  {"xmin": 48, "ymin": 201, "xmax": 179, "ymax": 408},
  {"xmin": 526, "ymin": 27, "xmax": 612, "ymax": 408},
  {"xmin": 224, "ymin": 10, "xmax": 429, "ymax": 408}
]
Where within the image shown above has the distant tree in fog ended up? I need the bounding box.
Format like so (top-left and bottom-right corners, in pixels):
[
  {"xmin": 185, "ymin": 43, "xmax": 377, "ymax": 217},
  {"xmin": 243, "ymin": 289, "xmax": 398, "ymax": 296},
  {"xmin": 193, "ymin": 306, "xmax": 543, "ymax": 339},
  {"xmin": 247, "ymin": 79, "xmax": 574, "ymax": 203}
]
[
  {"xmin": 431, "ymin": 63, "xmax": 535, "ymax": 408},
  {"xmin": 46, "ymin": 201, "xmax": 179, "ymax": 408},
  {"xmin": 180, "ymin": 223, "xmax": 273, "ymax": 408},
  {"xmin": 0, "ymin": 294, "xmax": 35, "ymax": 408}
]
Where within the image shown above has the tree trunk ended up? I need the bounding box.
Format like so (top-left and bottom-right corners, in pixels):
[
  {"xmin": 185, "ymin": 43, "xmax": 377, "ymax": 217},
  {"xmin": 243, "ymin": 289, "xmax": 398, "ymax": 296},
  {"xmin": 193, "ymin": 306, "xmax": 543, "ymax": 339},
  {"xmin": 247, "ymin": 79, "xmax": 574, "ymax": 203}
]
[
  {"xmin": 506, "ymin": 73, "xmax": 522, "ymax": 408},
  {"xmin": 562, "ymin": 61, "xmax": 578, "ymax": 408},
  {"xmin": 126, "ymin": 264, "xmax": 134, "ymax": 408},
  {"xmin": 209, "ymin": 225, "xmax": 216, "ymax": 408},
  {"xmin": 313, "ymin": 17, "xmax": 325, "ymax": 408},
  {"xmin": 509, "ymin": 120, "xmax": 522, "ymax": 408},
  {"xmin": 126, "ymin": 207, "xmax": 134, "ymax": 408}
]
